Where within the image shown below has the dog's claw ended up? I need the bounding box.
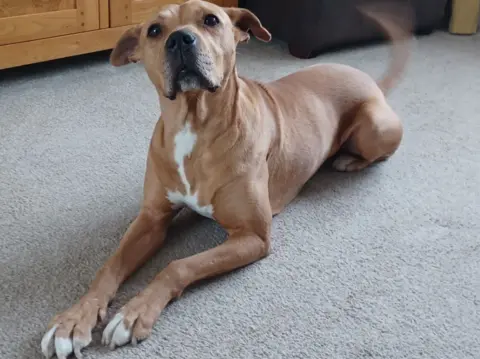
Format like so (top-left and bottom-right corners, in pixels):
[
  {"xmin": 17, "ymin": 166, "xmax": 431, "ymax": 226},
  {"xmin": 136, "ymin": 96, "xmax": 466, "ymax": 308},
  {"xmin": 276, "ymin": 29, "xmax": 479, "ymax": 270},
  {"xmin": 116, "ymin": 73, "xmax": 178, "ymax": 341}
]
[{"xmin": 40, "ymin": 325, "xmax": 57, "ymax": 358}]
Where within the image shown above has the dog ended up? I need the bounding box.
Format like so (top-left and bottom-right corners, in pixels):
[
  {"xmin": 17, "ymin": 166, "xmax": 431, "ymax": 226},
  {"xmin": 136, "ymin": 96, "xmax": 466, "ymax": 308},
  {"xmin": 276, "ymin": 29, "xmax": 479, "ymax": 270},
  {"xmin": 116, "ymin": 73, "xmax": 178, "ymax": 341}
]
[{"xmin": 41, "ymin": 1, "xmax": 412, "ymax": 357}]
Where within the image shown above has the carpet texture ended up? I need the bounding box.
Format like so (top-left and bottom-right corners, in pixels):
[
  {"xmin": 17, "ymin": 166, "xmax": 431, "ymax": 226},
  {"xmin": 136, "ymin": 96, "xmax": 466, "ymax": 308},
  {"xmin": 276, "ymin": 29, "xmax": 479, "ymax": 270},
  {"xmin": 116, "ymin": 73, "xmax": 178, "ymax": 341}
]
[{"xmin": 1, "ymin": 31, "xmax": 479, "ymax": 359}]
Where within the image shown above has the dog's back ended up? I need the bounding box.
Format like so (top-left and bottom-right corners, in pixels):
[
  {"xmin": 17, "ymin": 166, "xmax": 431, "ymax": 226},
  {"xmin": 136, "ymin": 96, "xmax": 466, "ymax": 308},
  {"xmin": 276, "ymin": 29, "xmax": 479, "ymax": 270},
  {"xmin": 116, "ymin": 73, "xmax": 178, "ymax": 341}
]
[{"xmin": 253, "ymin": 3, "xmax": 413, "ymax": 210}]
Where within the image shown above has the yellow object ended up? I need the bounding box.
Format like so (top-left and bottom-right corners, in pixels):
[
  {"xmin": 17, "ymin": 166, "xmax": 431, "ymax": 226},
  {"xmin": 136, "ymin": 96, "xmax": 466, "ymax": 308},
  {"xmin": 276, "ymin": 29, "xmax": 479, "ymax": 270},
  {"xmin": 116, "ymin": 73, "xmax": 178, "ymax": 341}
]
[{"xmin": 449, "ymin": 0, "xmax": 480, "ymax": 34}]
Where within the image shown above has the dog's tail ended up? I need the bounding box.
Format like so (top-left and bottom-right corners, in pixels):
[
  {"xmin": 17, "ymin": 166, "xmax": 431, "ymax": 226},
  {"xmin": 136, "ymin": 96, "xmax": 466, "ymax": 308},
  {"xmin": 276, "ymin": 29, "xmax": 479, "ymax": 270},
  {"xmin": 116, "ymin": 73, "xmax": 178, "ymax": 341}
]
[{"xmin": 358, "ymin": 3, "xmax": 414, "ymax": 94}]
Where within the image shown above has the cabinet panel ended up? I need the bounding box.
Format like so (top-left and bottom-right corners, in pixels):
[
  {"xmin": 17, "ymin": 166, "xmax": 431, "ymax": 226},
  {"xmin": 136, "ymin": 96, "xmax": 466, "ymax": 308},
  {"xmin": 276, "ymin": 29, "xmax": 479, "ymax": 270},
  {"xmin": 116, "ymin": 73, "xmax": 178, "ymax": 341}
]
[
  {"xmin": 110, "ymin": 0, "xmax": 236, "ymax": 27},
  {"xmin": 131, "ymin": 0, "xmax": 183, "ymax": 24},
  {"xmin": 0, "ymin": 24, "xmax": 132, "ymax": 69},
  {"xmin": 0, "ymin": 0, "xmax": 76, "ymax": 18},
  {"xmin": 99, "ymin": 0, "xmax": 110, "ymax": 28},
  {"xmin": 0, "ymin": 0, "xmax": 99, "ymax": 45}
]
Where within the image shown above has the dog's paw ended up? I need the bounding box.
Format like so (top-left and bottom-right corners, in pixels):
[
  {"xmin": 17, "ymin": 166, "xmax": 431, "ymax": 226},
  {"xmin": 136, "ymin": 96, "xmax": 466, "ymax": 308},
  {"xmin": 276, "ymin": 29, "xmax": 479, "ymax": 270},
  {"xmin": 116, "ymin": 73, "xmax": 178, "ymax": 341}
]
[
  {"xmin": 332, "ymin": 155, "xmax": 370, "ymax": 172},
  {"xmin": 41, "ymin": 295, "xmax": 107, "ymax": 358},
  {"xmin": 102, "ymin": 295, "xmax": 160, "ymax": 350},
  {"xmin": 102, "ymin": 313, "xmax": 132, "ymax": 349}
]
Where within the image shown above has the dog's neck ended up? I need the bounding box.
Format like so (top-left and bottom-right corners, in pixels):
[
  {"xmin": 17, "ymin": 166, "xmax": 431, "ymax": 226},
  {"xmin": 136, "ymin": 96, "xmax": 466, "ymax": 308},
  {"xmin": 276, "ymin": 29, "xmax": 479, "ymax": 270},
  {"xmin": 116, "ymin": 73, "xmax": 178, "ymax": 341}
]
[{"xmin": 157, "ymin": 66, "xmax": 241, "ymax": 134}]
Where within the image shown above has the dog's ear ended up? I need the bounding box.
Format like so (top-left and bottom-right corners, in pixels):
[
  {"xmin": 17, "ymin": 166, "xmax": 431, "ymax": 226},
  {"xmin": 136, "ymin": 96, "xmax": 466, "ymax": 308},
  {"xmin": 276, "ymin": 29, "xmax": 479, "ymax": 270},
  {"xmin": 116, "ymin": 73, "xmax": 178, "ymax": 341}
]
[
  {"xmin": 110, "ymin": 25, "xmax": 142, "ymax": 67},
  {"xmin": 225, "ymin": 8, "xmax": 271, "ymax": 43}
]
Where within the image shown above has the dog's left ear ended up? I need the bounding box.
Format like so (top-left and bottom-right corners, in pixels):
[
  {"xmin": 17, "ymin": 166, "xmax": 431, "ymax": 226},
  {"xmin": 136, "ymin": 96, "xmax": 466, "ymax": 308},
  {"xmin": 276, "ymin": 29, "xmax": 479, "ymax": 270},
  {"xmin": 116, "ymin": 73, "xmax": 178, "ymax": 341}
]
[
  {"xmin": 225, "ymin": 8, "xmax": 271, "ymax": 43},
  {"xmin": 110, "ymin": 25, "xmax": 142, "ymax": 66}
]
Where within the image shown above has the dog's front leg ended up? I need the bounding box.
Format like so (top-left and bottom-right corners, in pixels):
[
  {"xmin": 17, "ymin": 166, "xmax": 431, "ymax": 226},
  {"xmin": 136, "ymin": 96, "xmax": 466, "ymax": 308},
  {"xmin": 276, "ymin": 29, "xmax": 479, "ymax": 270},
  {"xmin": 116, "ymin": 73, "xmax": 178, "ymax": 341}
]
[
  {"xmin": 41, "ymin": 157, "xmax": 175, "ymax": 359},
  {"xmin": 102, "ymin": 177, "xmax": 272, "ymax": 349}
]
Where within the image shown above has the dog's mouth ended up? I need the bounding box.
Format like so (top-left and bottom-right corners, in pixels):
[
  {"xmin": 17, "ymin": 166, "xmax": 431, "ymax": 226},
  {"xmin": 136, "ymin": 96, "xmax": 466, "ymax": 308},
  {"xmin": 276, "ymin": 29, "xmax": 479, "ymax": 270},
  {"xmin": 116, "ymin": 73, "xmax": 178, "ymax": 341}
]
[
  {"xmin": 176, "ymin": 65, "xmax": 197, "ymax": 82},
  {"xmin": 165, "ymin": 61, "xmax": 219, "ymax": 100}
]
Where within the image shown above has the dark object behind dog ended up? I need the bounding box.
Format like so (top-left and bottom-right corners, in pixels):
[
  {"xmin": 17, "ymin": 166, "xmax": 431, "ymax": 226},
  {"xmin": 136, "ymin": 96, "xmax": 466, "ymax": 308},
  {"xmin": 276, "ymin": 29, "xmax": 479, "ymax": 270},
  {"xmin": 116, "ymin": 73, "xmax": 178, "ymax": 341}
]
[{"xmin": 241, "ymin": 0, "xmax": 449, "ymax": 58}]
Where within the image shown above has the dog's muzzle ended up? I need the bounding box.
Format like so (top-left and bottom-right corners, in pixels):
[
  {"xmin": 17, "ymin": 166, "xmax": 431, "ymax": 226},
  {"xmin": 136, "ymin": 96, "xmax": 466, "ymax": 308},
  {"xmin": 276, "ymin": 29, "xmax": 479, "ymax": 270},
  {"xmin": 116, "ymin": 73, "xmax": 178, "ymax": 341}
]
[{"xmin": 164, "ymin": 30, "xmax": 218, "ymax": 100}]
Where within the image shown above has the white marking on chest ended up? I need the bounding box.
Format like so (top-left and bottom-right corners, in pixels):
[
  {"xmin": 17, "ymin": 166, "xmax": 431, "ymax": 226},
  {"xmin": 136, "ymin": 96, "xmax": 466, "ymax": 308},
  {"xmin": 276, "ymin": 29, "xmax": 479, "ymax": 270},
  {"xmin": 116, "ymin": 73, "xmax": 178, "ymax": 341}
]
[{"xmin": 167, "ymin": 122, "xmax": 214, "ymax": 218}]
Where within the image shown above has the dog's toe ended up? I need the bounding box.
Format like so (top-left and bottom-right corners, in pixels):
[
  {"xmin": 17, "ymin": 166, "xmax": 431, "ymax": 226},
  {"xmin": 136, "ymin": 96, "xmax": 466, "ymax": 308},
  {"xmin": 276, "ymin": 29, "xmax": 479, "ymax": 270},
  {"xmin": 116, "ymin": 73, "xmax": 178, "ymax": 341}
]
[
  {"xmin": 54, "ymin": 336, "xmax": 73, "ymax": 359},
  {"xmin": 40, "ymin": 325, "xmax": 75, "ymax": 359},
  {"xmin": 332, "ymin": 155, "xmax": 370, "ymax": 172},
  {"xmin": 102, "ymin": 296, "xmax": 160, "ymax": 349},
  {"xmin": 102, "ymin": 313, "xmax": 132, "ymax": 350},
  {"xmin": 72, "ymin": 330, "xmax": 92, "ymax": 358},
  {"xmin": 41, "ymin": 296, "xmax": 105, "ymax": 358},
  {"xmin": 41, "ymin": 323, "xmax": 93, "ymax": 359}
]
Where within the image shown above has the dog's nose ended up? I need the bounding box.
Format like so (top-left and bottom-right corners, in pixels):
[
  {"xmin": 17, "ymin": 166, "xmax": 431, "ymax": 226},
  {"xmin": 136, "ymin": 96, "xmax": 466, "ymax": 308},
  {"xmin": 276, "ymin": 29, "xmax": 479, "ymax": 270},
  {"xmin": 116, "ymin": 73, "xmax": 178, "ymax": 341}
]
[{"xmin": 166, "ymin": 30, "xmax": 197, "ymax": 52}]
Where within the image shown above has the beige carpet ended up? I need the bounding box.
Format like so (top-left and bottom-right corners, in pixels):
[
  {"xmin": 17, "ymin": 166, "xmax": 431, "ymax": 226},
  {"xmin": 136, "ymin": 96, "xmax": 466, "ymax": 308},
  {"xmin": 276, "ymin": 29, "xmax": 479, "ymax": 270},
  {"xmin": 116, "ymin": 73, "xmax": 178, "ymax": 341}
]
[{"xmin": 1, "ymin": 31, "xmax": 479, "ymax": 359}]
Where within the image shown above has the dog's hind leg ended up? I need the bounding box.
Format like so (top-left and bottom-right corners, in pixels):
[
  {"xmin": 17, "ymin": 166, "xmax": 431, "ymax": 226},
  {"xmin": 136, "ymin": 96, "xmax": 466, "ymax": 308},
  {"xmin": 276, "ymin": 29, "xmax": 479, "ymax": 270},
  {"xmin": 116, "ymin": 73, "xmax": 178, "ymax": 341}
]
[{"xmin": 333, "ymin": 99, "xmax": 403, "ymax": 172}]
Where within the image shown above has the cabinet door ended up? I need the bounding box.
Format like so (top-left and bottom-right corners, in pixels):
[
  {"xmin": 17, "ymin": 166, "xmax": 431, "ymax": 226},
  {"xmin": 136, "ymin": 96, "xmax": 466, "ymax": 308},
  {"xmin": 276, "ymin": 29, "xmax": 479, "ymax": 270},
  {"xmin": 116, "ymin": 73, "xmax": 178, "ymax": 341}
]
[
  {"xmin": 0, "ymin": 0, "xmax": 100, "ymax": 45},
  {"xmin": 110, "ymin": 0, "xmax": 237, "ymax": 27}
]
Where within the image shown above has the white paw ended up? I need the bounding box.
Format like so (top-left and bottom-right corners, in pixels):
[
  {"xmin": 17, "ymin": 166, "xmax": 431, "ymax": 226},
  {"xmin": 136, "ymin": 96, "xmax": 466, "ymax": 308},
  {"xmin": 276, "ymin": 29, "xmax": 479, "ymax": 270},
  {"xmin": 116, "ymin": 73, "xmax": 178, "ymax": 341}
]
[
  {"xmin": 102, "ymin": 313, "xmax": 132, "ymax": 349},
  {"xmin": 41, "ymin": 325, "xmax": 74, "ymax": 359},
  {"xmin": 41, "ymin": 297, "xmax": 105, "ymax": 358},
  {"xmin": 41, "ymin": 324, "xmax": 91, "ymax": 359},
  {"xmin": 72, "ymin": 336, "xmax": 91, "ymax": 358},
  {"xmin": 54, "ymin": 337, "xmax": 73, "ymax": 359}
]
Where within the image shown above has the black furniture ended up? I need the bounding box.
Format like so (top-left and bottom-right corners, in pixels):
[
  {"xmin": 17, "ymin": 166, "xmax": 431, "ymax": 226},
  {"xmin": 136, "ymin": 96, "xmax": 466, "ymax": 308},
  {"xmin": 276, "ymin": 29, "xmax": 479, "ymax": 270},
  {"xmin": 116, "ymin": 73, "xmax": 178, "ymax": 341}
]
[{"xmin": 242, "ymin": 0, "xmax": 449, "ymax": 58}]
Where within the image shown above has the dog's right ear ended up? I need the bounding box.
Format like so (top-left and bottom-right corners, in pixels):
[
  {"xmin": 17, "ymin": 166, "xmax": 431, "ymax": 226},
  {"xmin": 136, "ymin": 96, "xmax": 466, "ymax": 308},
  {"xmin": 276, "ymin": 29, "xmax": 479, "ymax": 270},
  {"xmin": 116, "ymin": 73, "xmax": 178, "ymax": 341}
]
[{"xmin": 110, "ymin": 25, "xmax": 142, "ymax": 67}]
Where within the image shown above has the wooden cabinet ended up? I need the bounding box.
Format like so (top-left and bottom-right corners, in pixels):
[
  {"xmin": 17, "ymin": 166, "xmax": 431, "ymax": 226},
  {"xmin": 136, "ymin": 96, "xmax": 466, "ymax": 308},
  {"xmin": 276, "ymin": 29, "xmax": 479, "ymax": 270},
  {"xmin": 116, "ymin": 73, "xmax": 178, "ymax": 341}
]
[
  {"xmin": 108, "ymin": 0, "xmax": 234, "ymax": 27},
  {"xmin": 0, "ymin": 0, "xmax": 99, "ymax": 45},
  {"xmin": 449, "ymin": 0, "xmax": 480, "ymax": 35},
  {"xmin": 0, "ymin": 0, "xmax": 237, "ymax": 69},
  {"xmin": 110, "ymin": 0, "xmax": 182, "ymax": 27}
]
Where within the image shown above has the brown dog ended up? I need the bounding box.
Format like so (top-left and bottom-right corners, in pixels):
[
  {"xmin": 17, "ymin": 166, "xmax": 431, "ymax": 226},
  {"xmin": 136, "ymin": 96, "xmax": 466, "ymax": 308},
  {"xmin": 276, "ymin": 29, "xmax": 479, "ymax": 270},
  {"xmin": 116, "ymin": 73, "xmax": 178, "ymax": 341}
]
[{"xmin": 41, "ymin": 1, "xmax": 411, "ymax": 357}]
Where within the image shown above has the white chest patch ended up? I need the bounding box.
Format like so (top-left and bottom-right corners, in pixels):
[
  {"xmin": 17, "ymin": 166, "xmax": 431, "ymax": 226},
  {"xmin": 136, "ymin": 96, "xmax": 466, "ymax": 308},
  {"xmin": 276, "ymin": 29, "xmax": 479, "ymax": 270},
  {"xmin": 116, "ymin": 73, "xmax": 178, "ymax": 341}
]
[{"xmin": 166, "ymin": 122, "xmax": 214, "ymax": 218}]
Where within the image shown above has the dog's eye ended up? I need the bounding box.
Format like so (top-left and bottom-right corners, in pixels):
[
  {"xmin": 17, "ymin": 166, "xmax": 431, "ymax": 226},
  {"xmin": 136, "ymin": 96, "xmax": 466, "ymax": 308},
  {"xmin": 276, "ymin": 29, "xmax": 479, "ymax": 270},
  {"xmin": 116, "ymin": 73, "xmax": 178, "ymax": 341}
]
[
  {"xmin": 204, "ymin": 14, "xmax": 219, "ymax": 27},
  {"xmin": 147, "ymin": 24, "xmax": 162, "ymax": 38}
]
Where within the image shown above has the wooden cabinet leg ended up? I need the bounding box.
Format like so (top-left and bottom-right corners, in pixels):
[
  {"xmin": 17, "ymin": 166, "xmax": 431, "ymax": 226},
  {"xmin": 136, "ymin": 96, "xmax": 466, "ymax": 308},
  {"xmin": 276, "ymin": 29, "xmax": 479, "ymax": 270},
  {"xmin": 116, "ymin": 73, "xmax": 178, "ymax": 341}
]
[{"xmin": 449, "ymin": 0, "xmax": 480, "ymax": 35}]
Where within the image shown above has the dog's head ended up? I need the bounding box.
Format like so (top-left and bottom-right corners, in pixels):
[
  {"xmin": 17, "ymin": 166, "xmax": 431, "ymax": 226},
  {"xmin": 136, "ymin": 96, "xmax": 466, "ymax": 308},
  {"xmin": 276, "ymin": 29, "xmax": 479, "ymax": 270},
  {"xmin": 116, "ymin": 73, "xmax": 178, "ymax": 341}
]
[{"xmin": 110, "ymin": 0, "xmax": 271, "ymax": 100}]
